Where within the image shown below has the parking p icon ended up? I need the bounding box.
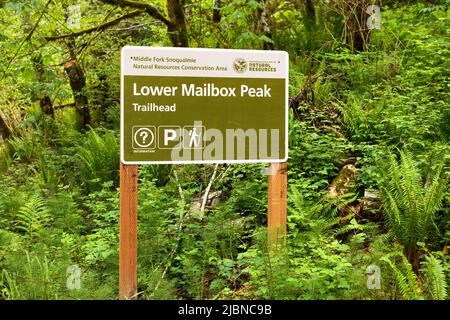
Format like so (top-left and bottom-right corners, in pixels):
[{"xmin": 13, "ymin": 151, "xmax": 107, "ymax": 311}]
[{"xmin": 158, "ymin": 126, "xmax": 182, "ymax": 149}]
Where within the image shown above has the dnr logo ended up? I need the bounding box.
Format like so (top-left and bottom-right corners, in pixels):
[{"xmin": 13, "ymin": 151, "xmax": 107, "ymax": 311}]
[{"xmin": 232, "ymin": 58, "xmax": 247, "ymax": 73}]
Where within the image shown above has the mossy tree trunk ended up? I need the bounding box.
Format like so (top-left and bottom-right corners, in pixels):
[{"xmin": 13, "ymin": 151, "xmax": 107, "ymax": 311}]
[
  {"xmin": 212, "ymin": 0, "xmax": 221, "ymax": 24},
  {"xmin": 64, "ymin": 37, "xmax": 90, "ymax": 131},
  {"xmin": 303, "ymin": 0, "xmax": 316, "ymax": 49},
  {"xmin": 32, "ymin": 54, "xmax": 54, "ymax": 118},
  {"xmin": 255, "ymin": 0, "xmax": 274, "ymax": 50},
  {"xmin": 167, "ymin": 0, "xmax": 189, "ymax": 47},
  {"xmin": 0, "ymin": 114, "xmax": 12, "ymax": 140},
  {"xmin": 64, "ymin": 59, "xmax": 90, "ymax": 131}
]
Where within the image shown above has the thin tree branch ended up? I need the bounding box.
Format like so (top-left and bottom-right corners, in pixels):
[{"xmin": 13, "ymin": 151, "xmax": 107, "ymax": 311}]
[
  {"xmin": 172, "ymin": 166, "xmax": 185, "ymax": 203},
  {"xmin": 54, "ymin": 102, "xmax": 76, "ymax": 110},
  {"xmin": 289, "ymin": 73, "xmax": 323, "ymax": 107},
  {"xmin": 110, "ymin": 22, "xmax": 154, "ymax": 31},
  {"xmin": 2, "ymin": 0, "xmax": 52, "ymax": 78},
  {"xmin": 100, "ymin": 0, "xmax": 172, "ymax": 26},
  {"xmin": 45, "ymin": 10, "xmax": 146, "ymax": 40},
  {"xmin": 201, "ymin": 164, "xmax": 220, "ymax": 213},
  {"xmin": 77, "ymin": 7, "xmax": 118, "ymax": 61}
]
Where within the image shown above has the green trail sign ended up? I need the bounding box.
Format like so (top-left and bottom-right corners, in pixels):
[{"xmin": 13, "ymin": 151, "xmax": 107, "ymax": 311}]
[{"xmin": 121, "ymin": 46, "xmax": 288, "ymax": 164}]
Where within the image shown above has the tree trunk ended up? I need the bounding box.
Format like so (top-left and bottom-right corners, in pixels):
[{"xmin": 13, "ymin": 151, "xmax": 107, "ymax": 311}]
[
  {"xmin": 255, "ymin": 0, "xmax": 274, "ymax": 50},
  {"xmin": 91, "ymin": 73, "xmax": 111, "ymax": 123},
  {"xmin": 167, "ymin": 0, "xmax": 189, "ymax": 47},
  {"xmin": 64, "ymin": 59, "xmax": 90, "ymax": 131},
  {"xmin": 302, "ymin": 0, "xmax": 316, "ymax": 50},
  {"xmin": 303, "ymin": 0, "xmax": 316, "ymax": 30},
  {"xmin": 405, "ymin": 247, "xmax": 420, "ymax": 275},
  {"xmin": 0, "ymin": 114, "xmax": 12, "ymax": 140},
  {"xmin": 344, "ymin": 0, "xmax": 371, "ymax": 52},
  {"xmin": 212, "ymin": 0, "xmax": 221, "ymax": 24},
  {"xmin": 39, "ymin": 96, "xmax": 54, "ymax": 118},
  {"xmin": 63, "ymin": 16, "xmax": 90, "ymax": 131},
  {"xmin": 32, "ymin": 54, "xmax": 54, "ymax": 118}
]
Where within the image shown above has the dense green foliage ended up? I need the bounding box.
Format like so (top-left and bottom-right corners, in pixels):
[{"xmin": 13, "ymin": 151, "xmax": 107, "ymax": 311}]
[{"xmin": 0, "ymin": 0, "xmax": 448, "ymax": 300}]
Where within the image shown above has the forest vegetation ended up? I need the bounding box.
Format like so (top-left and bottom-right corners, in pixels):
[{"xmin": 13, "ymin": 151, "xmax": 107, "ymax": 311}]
[{"xmin": 0, "ymin": 0, "xmax": 449, "ymax": 300}]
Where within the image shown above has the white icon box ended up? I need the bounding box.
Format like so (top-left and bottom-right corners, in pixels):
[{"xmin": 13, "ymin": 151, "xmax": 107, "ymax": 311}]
[
  {"xmin": 132, "ymin": 125, "xmax": 206, "ymax": 150},
  {"xmin": 158, "ymin": 126, "xmax": 182, "ymax": 149},
  {"xmin": 132, "ymin": 126, "xmax": 156, "ymax": 149},
  {"xmin": 183, "ymin": 125, "xmax": 206, "ymax": 149}
]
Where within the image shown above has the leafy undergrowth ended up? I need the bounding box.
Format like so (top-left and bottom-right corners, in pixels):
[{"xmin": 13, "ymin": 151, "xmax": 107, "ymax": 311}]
[{"xmin": 0, "ymin": 1, "xmax": 448, "ymax": 300}]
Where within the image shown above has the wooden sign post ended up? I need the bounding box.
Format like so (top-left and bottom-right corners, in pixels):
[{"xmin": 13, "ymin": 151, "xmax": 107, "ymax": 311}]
[
  {"xmin": 267, "ymin": 162, "xmax": 287, "ymax": 246},
  {"xmin": 119, "ymin": 163, "xmax": 138, "ymax": 300}
]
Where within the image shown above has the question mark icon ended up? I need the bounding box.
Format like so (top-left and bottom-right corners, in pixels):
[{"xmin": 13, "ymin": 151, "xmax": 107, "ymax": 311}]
[
  {"xmin": 140, "ymin": 131, "xmax": 148, "ymax": 144},
  {"xmin": 133, "ymin": 127, "xmax": 154, "ymax": 148}
]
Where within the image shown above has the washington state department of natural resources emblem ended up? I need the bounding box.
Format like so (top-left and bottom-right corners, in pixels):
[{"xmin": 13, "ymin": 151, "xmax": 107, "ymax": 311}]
[{"xmin": 233, "ymin": 58, "xmax": 247, "ymax": 73}]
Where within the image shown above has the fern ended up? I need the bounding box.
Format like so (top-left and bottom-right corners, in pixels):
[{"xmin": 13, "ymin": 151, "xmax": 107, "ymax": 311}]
[
  {"xmin": 288, "ymin": 187, "xmax": 363, "ymax": 240},
  {"xmin": 288, "ymin": 186, "xmax": 337, "ymax": 239},
  {"xmin": 15, "ymin": 194, "xmax": 51, "ymax": 238},
  {"xmin": 379, "ymin": 151, "xmax": 446, "ymax": 268},
  {"xmin": 383, "ymin": 252, "xmax": 448, "ymax": 300},
  {"xmin": 382, "ymin": 253, "xmax": 422, "ymax": 300},
  {"xmin": 77, "ymin": 129, "xmax": 119, "ymax": 189},
  {"xmin": 0, "ymin": 269, "xmax": 19, "ymax": 300},
  {"xmin": 335, "ymin": 94, "xmax": 367, "ymax": 139},
  {"xmin": 420, "ymin": 255, "xmax": 447, "ymax": 300}
]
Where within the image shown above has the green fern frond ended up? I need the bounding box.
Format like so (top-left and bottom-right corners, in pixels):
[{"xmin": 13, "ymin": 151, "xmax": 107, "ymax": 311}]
[
  {"xmin": 379, "ymin": 151, "xmax": 446, "ymax": 265},
  {"xmin": 422, "ymin": 163, "xmax": 445, "ymax": 223},
  {"xmin": 386, "ymin": 153, "xmax": 403, "ymax": 205},
  {"xmin": 288, "ymin": 186, "xmax": 340, "ymax": 239},
  {"xmin": 77, "ymin": 129, "xmax": 119, "ymax": 188},
  {"xmin": 380, "ymin": 186, "xmax": 403, "ymax": 240},
  {"xmin": 420, "ymin": 255, "xmax": 447, "ymax": 300},
  {"xmin": 382, "ymin": 253, "xmax": 422, "ymax": 300},
  {"xmin": 15, "ymin": 194, "xmax": 51, "ymax": 237}
]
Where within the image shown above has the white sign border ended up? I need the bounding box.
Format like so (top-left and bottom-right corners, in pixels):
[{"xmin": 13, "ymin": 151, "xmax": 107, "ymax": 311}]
[{"xmin": 120, "ymin": 46, "xmax": 289, "ymax": 165}]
